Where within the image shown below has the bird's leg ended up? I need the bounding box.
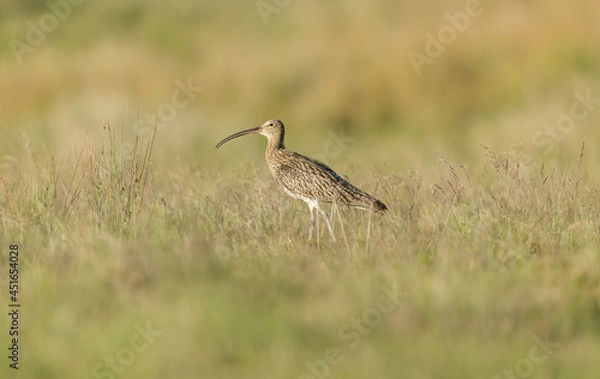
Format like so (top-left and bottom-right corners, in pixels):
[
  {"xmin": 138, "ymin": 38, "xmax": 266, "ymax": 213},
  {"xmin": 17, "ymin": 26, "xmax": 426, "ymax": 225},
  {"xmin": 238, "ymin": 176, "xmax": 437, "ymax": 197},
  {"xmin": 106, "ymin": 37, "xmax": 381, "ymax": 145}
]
[
  {"xmin": 366, "ymin": 202, "xmax": 373, "ymax": 254},
  {"xmin": 335, "ymin": 203, "xmax": 350, "ymax": 252},
  {"xmin": 330, "ymin": 203, "xmax": 337, "ymax": 233},
  {"xmin": 307, "ymin": 203, "xmax": 315, "ymax": 240},
  {"xmin": 315, "ymin": 203, "xmax": 336, "ymax": 242}
]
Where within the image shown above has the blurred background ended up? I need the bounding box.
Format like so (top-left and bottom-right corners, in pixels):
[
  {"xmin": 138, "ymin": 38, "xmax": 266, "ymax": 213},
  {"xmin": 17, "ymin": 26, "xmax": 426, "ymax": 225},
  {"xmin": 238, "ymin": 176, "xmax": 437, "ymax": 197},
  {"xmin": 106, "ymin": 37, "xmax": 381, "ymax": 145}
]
[
  {"xmin": 2, "ymin": 1, "xmax": 600, "ymax": 378},
  {"xmin": 2, "ymin": 0, "xmax": 599, "ymax": 173}
]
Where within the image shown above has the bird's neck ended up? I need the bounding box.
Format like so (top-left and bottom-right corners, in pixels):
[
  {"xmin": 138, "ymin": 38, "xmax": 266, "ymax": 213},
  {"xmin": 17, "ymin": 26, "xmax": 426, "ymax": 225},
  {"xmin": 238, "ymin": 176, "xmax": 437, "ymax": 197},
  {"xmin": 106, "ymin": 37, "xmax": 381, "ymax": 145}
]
[{"xmin": 266, "ymin": 134, "xmax": 285, "ymax": 155}]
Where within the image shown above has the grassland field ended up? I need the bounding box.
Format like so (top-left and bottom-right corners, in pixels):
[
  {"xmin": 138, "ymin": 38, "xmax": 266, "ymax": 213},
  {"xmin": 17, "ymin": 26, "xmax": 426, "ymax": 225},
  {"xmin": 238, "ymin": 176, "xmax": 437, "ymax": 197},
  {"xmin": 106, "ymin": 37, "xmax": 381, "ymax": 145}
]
[{"xmin": 1, "ymin": 1, "xmax": 600, "ymax": 378}]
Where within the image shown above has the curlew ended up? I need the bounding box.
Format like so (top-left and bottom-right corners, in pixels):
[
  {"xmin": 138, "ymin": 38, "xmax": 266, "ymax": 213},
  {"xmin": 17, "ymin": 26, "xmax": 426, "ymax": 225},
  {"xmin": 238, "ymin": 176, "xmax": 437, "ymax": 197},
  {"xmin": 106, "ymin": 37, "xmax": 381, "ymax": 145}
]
[{"xmin": 215, "ymin": 119, "xmax": 387, "ymax": 241}]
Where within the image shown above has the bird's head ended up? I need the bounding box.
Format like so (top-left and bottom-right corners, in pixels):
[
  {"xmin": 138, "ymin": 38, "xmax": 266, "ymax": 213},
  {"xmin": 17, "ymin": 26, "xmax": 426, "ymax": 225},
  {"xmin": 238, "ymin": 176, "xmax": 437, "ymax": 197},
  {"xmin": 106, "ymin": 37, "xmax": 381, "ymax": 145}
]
[
  {"xmin": 258, "ymin": 119, "xmax": 284, "ymax": 139},
  {"xmin": 216, "ymin": 119, "xmax": 285, "ymax": 148}
]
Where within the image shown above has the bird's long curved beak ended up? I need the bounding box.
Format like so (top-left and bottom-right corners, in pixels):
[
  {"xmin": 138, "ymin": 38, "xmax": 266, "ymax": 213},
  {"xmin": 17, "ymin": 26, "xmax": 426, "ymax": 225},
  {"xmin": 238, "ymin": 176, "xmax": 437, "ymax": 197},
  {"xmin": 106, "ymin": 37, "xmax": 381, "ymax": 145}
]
[{"xmin": 215, "ymin": 126, "xmax": 262, "ymax": 148}]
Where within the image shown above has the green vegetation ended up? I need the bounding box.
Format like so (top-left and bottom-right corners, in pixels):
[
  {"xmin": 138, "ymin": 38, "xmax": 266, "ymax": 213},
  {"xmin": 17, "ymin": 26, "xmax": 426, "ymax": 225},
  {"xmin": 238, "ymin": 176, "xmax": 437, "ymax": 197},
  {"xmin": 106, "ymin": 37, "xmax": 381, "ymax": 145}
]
[{"xmin": 1, "ymin": 1, "xmax": 600, "ymax": 378}]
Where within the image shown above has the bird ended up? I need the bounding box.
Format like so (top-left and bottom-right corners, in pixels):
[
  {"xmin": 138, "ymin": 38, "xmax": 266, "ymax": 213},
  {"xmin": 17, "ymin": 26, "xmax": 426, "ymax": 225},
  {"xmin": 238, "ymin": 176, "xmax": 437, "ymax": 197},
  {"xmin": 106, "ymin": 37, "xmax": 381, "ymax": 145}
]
[{"xmin": 215, "ymin": 119, "xmax": 387, "ymax": 241}]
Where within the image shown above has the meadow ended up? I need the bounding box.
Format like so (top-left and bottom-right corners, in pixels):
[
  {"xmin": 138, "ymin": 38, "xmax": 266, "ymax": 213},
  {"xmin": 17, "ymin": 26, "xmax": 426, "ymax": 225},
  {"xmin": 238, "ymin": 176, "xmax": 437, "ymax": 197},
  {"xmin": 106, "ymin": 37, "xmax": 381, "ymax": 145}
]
[{"xmin": 1, "ymin": 1, "xmax": 600, "ymax": 378}]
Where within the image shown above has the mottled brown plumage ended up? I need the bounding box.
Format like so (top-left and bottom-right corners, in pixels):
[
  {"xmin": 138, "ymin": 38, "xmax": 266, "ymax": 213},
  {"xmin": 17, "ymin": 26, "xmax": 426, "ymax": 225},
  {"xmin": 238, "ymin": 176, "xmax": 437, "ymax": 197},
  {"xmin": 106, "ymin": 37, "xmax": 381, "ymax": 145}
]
[{"xmin": 216, "ymin": 119, "xmax": 387, "ymax": 240}]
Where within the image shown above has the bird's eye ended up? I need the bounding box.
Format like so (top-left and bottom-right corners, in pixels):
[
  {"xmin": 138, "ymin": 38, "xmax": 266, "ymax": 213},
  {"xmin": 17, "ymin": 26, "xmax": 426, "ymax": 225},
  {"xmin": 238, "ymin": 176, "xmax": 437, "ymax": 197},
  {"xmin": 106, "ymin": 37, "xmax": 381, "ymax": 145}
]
[{"xmin": 269, "ymin": 123, "xmax": 273, "ymax": 126}]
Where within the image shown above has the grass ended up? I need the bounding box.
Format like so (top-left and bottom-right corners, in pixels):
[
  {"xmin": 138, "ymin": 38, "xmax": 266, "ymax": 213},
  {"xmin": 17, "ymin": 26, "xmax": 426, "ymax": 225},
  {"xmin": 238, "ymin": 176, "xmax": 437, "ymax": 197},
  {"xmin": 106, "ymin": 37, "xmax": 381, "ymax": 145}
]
[
  {"xmin": 1, "ymin": 0, "xmax": 600, "ymax": 378},
  {"xmin": 1, "ymin": 126, "xmax": 600, "ymax": 378}
]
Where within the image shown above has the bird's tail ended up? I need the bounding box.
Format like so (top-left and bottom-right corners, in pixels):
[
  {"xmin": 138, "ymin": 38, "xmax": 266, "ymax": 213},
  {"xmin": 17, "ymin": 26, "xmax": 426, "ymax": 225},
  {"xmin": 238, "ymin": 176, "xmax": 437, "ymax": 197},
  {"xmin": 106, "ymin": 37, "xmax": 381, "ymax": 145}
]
[
  {"xmin": 372, "ymin": 199, "xmax": 387, "ymax": 213},
  {"xmin": 350, "ymin": 187, "xmax": 388, "ymax": 213},
  {"xmin": 333, "ymin": 179, "xmax": 387, "ymax": 213}
]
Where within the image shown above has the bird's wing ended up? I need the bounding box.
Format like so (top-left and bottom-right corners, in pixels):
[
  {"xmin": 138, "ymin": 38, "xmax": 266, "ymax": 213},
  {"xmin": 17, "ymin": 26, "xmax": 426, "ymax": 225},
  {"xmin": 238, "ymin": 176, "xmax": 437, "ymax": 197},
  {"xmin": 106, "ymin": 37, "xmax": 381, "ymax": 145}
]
[{"xmin": 274, "ymin": 152, "xmax": 377, "ymax": 208}]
